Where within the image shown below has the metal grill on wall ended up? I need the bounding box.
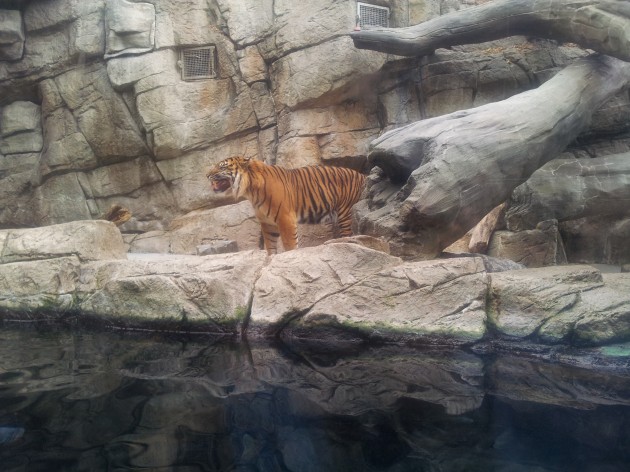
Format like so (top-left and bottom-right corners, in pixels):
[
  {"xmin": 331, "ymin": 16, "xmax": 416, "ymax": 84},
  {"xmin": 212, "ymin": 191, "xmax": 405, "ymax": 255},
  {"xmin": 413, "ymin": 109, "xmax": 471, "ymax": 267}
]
[
  {"xmin": 180, "ymin": 46, "xmax": 217, "ymax": 81},
  {"xmin": 357, "ymin": 2, "xmax": 390, "ymax": 28}
]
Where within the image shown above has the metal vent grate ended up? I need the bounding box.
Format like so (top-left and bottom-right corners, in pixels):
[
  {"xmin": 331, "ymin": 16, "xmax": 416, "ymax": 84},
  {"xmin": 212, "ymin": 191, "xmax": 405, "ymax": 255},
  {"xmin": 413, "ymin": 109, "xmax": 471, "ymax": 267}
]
[
  {"xmin": 357, "ymin": 2, "xmax": 389, "ymax": 28},
  {"xmin": 180, "ymin": 46, "xmax": 217, "ymax": 81}
]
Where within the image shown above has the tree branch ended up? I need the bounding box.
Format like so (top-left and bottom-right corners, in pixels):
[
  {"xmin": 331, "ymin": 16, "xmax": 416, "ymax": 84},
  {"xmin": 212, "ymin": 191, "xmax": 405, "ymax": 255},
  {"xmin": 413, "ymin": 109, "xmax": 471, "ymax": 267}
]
[{"xmin": 351, "ymin": 0, "xmax": 630, "ymax": 62}]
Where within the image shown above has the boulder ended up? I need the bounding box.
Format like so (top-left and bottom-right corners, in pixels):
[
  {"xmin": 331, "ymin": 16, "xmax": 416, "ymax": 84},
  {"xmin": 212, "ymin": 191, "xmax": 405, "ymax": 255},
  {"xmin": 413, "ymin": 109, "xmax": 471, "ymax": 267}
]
[
  {"xmin": 506, "ymin": 153, "xmax": 630, "ymax": 231},
  {"xmin": 487, "ymin": 220, "xmax": 567, "ymax": 268},
  {"xmin": 78, "ymin": 251, "xmax": 267, "ymax": 331},
  {"xmin": 0, "ymin": 256, "xmax": 82, "ymax": 313},
  {"xmin": 488, "ymin": 265, "xmax": 630, "ymax": 346},
  {"xmin": 561, "ymin": 216, "xmax": 630, "ymax": 266},
  {"xmin": 0, "ymin": 220, "xmax": 126, "ymax": 263},
  {"xmin": 250, "ymin": 244, "xmax": 489, "ymax": 343}
]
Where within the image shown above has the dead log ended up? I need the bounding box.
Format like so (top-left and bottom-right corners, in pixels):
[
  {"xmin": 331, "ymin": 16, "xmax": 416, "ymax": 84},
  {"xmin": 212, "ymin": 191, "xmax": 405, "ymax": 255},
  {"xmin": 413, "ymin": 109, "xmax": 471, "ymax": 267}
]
[
  {"xmin": 356, "ymin": 55, "xmax": 630, "ymax": 258},
  {"xmin": 351, "ymin": 0, "xmax": 630, "ymax": 62},
  {"xmin": 469, "ymin": 203, "xmax": 506, "ymax": 254}
]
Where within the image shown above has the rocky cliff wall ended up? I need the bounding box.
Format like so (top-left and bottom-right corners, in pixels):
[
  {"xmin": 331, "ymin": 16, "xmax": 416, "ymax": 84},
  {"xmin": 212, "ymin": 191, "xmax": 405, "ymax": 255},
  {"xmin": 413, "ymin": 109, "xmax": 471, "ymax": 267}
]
[{"xmin": 1, "ymin": 0, "xmax": 629, "ymax": 263}]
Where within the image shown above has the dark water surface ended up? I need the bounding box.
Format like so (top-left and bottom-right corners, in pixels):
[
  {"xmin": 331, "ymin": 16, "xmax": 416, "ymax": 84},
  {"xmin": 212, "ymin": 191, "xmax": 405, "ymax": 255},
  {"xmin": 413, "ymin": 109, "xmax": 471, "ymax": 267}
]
[{"xmin": 1, "ymin": 325, "xmax": 630, "ymax": 472}]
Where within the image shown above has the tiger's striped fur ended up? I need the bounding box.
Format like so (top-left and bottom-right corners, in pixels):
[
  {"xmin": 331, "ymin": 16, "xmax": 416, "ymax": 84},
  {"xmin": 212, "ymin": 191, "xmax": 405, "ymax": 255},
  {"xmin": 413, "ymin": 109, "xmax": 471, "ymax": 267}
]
[{"xmin": 206, "ymin": 156, "xmax": 366, "ymax": 254}]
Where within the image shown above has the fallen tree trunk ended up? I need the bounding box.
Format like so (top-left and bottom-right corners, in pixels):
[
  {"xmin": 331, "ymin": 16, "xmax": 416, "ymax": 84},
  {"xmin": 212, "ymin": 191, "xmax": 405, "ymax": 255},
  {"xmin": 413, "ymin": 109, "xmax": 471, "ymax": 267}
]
[
  {"xmin": 356, "ymin": 55, "xmax": 630, "ymax": 258},
  {"xmin": 351, "ymin": 0, "xmax": 630, "ymax": 62},
  {"xmin": 469, "ymin": 203, "xmax": 506, "ymax": 254},
  {"xmin": 505, "ymin": 153, "xmax": 630, "ymax": 231}
]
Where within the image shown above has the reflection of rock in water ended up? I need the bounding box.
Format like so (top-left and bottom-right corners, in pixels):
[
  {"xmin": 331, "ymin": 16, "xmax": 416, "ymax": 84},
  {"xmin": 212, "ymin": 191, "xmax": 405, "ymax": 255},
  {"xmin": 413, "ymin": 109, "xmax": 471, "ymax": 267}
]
[{"xmin": 1, "ymin": 328, "xmax": 630, "ymax": 471}]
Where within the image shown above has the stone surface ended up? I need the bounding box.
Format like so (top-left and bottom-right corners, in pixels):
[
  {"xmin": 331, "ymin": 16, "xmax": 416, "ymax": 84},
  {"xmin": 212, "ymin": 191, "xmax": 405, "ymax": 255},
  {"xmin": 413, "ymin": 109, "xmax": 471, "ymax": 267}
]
[
  {"xmin": 0, "ymin": 220, "xmax": 126, "ymax": 263},
  {"xmin": 300, "ymin": 256, "xmax": 489, "ymax": 343},
  {"xmin": 506, "ymin": 153, "xmax": 630, "ymax": 231},
  {"xmin": 357, "ymin": 56, "xmax": 630, "ymax": 259},
  {"xmin": 487, "ymin": 220, "xmax": 567, "ymax": 268},
  {"xmin": 0, "ymin": 101, "xmax": 42, "ymax": 154},
  {"xmin": 196, "ymin": 239, "xmax": 238, "ymax": 255},
  {"xmin": 0, "ymin": 9, "xmax": 25, "ymax": 61},
  {"xmin": 105, "ymin": 0, "xmax": 155, "ymax": 58},
  {"xmin": 560, "ymin": 216, "xmax": 630, "ymax": 266},
  {"xmin": 79, "ymin": 251, "xmax": 267, "ymax": 331},
  {"xmin": 0, "ymin": 0, "xmax": 628, "ymax": 268},
  {"xmin": 487, "ymin": 264, "xmax": 630, "ymax": 346},
  {"xmin": 1, "ymin": 221, "xmax": 630, "ymax": 350}
]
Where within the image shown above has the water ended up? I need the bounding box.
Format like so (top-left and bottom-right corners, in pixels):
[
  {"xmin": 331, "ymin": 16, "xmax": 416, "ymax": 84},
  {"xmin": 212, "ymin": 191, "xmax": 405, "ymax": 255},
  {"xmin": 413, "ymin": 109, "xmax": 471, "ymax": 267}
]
[{"xmin": 1, "ymin": 325, "xmax": 630, "ymax": 472}]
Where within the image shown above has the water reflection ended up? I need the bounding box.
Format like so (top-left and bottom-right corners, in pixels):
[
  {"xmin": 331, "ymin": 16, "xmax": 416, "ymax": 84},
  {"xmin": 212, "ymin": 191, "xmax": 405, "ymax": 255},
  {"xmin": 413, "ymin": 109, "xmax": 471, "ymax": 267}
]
[{"xmin": 1, "ymin": 326, "xmax": 630, "ymax": 471}]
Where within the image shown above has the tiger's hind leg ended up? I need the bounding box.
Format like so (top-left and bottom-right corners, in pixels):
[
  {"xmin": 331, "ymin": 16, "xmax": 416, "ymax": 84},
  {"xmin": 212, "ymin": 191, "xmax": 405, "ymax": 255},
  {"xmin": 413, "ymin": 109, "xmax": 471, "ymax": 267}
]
[
  {"xmin": 335, "ymin": 209, "xmax": 354, "ymax": 238},
  {"xmin": 260, "ymin": 222, "xmax": 280, "ymax": 254}
]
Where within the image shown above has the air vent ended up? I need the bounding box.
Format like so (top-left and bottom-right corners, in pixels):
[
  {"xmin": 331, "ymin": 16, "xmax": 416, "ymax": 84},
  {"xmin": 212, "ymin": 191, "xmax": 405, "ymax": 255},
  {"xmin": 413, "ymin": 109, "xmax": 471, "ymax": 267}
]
[
  {"xmin": 357, "ymin": 2, "xmax": 389, "ymax": 28},
  {"xmin": 180, "ymin": 46, "xmax": 217, "ymax": 81}
]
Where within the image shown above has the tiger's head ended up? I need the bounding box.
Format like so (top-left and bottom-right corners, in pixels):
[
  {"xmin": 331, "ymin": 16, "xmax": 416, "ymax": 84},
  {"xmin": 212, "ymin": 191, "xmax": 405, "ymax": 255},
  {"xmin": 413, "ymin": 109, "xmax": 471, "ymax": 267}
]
[{"xmin": 206, "ymin": 156, "xmax": 252, "ymax": 198}]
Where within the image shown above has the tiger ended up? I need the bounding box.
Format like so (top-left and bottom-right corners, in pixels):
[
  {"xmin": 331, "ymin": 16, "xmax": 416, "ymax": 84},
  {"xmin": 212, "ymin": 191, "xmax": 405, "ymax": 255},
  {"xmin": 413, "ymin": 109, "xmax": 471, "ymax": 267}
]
[{"xmin": 206, "ymin": 156, "xmax": 366, "ymax": 254}]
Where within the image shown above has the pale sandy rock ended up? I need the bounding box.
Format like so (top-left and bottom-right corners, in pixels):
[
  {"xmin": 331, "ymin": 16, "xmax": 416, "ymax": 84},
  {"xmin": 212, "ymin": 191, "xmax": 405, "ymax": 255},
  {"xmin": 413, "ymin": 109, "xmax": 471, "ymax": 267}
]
[
  {"xmin": 82, "ymin": 156, "xmax": 162, "ymax": 198},
  {"xmin": 152, "ymin": 0, "xmax": 226, "ymax": 49},
  {"xmin": 24, "ymin": 0, "xmax": 105, "ymax": 59},
  {"xmin": 167, "ymin": 201, "xmax": 261, "ymax": 254},
  {"xmin": 276, "ymin": 137, "xmax": 321, "ymax": 168},
  {"xmin": 143, "ymin": 80, "xmax": 258, "ymax": 160},
  {"xmin": 126, "ymin": 231, "xmax": 171, "ymax": 254},
  {"xmin": 216, "ymin": 0, "xmax": 273, "ymax": 46},
  {"xmin": 487, "ymin": 220, "xmax": 567, "ymax": 268},
  {"xmin": 539, "ymin": 273, "xmax": 630, "ymax": 346},
  {"xmin": 257, "ymin": 127, "xmax": 278, "ymax": 164},
  {"xmin": 105, "ymin": 0, "xmax": 155, "ymax": 58},
  {"xmin": 488, "ymin": 264, "xmax": 605, "ymax": 340},
  {"xmin": 0, "ymin": 9, "xmax": 25, "ymax": 61},
  {"xmin": 324, "ymin": 235, "xmax": 391, "ymax": 254},
  {"xmin": 303, "ymin": 256, "xmax": 489, "ymax": 342},
  {"xmin": 238, "ymin": 46, "xmax": 267, "ymax": 84},
  {"xmin": 251, "ymin": 243, "xmax": 402, "ymax": 328},
  {"xmin": 53, "ymin": 65, "xmax": 148, "ymax": 162},
  {"xmin": 79, "ymin": 251, "xmax": 267, "ymax": 330},
  {"xmin": 39, "ymin": 80, "xmax": 97, "ymax": 178},
  {"xmin": 249, "ymin": 81, "xmax": 277, "ymax": 129},
  {"xmin": 0, "ymin": 101, "xmax": 43, "ymax": 155},
  {"xmin": 271, "ymin": 36, "xmax": 387, "ymax": 110},
  {"xmin": 318, "ymin": 129, "xmax": 379, "ymax": 165},
  {"xmin": 0, "ymin": 256, "xmax": 82, "ymax": 313},
  {"xmin": 277, "ymin": 102, "xmax": 379, "ymax": 140},
  {"xmin": 34, "ymin": 173, "xmax": 93, "ymax": 225},
  {"xmin": 0, "ymin": 220, "xmax": 126, "ymax": 264},
  {"xmin": 106, "ymin": 48, "xmax": 179, "ymax": 90},
  {"xmin": 258, "ymin": 0, "xmax": 355, "ymax": 61}
]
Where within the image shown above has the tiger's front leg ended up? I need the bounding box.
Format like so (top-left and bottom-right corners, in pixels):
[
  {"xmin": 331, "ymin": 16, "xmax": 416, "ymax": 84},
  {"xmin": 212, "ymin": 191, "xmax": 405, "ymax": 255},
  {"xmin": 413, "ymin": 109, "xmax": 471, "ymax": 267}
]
[{"xmin": 260, "ymin": 222, "xmax": 280, "ymax": 255}]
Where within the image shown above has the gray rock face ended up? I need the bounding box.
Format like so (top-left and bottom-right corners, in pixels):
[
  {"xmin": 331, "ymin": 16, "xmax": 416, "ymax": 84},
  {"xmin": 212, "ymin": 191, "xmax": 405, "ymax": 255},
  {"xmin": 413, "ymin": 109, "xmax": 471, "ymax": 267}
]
[
  {"xmin": 2, "ymin": 221, "xmax": 630, "ymax": 351},
  {"xmin": 356, "ymin": 55, "xmax": 630, "ymax": 259},
  {"xmin": 506, "ymin": 153, "xmax": 630, "ymax": 230},
  {"xmin": 0, "ymin": 220, "xmax": 126, "ymax": 263},
  {"xmin": 1, "ymin": 0, "xmax": 629, "ymax": 267},
  {"xmin": 0, "ymin": 9, "xmax": 24, "ymax": 61}
]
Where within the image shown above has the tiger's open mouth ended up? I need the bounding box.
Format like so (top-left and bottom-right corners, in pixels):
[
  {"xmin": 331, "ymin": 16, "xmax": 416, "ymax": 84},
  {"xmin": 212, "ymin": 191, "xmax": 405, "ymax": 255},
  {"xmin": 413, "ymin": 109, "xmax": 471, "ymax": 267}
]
[{"xmin": 210, "ymin": 177, "xmax": 232, "ymax": 193}]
